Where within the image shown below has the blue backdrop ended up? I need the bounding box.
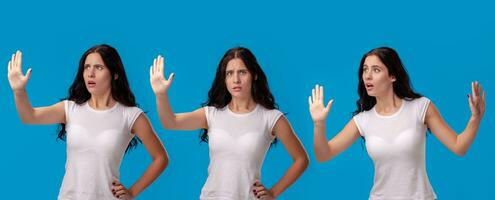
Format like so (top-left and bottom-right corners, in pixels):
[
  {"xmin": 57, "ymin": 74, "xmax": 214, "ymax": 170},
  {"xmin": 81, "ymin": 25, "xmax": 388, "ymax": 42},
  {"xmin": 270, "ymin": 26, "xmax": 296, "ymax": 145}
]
[{"xmin": 0, "ymin": 0, "xmax": 492, "ymax": 199}]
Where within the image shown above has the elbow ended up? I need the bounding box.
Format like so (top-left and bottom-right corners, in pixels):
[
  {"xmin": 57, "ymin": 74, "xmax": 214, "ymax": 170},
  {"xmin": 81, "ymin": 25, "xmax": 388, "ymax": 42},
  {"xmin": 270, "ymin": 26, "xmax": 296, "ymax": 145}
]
[
  {"xmin": 454, "ymin": 149, "xmax": 468, "ymax": 157},
  {"xmin": 157, "ymin": 155, "xmax": 169, "ymax": 172},
  {"xmin": 314, "ymin": 152, "xmax": 331, "ymax": 163}
]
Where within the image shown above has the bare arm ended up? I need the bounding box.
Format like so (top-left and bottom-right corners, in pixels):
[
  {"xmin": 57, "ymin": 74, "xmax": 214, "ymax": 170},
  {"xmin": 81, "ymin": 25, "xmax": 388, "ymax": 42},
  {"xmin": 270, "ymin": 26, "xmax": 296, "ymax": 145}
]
[
  {"xmin": 426, "ymin": 81, "xmax": 486, "ymax": 156},
  {"xmin": 149, "ymin": 55, "xmax": 207, "ymax": 130},
  {"xmin": 112, "ymin": 113, "xmax": 168, "ymax": 199},
  {"xmin": 8, "ymin": 51, "xmax": 65, "ymax": 124},
  {"xmin": 309, "ymin": 85, "xmax": 360, "ymax": 162},
  {"xmin": 254, "ymin": 116, "xmax": 309, "ymax": 199}
]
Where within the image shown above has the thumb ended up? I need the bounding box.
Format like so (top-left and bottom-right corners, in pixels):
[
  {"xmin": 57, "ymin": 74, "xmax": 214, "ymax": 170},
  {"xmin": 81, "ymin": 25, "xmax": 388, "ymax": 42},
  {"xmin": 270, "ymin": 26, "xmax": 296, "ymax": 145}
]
[
  {"xmin": 167, "ymin": 73, "xmax": 175, "ymax": 83},
  {"xmin": 25, "ymin": 68, "xmax": 32, "ymax": 80},
  {"xmin": 325, "ymin": 99, "xmax": 334, "ymax": 112}
]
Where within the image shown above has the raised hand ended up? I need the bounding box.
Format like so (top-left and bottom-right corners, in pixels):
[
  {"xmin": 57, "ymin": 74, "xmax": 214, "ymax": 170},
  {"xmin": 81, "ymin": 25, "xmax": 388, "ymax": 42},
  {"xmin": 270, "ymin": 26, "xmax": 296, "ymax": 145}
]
[
  {"xmin": 468, "ymin": 81, "xmax": 486, "ymax": 119},
  {"xmin": 308, "ymin": 84, "xmax": 333, "ymax": 124},
  {"xmin": 149, "ymin": 55, "xmax": 174, "ymax": 96},
  {"xmin": 7, "ymin": 51, "xmax": 32, "ymax": 92}
]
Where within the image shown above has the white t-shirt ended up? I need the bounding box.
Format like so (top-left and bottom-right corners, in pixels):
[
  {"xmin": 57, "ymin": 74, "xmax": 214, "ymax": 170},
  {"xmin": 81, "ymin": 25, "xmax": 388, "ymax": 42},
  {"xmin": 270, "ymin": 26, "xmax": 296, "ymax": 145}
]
[
  {"xmin": 353, "ymin": 97, "xmax": 436, "ymax": 200},
  {"xmin": 200, "ymin": 104, "xmax": 283, "ymax": 200},
  {"xmin": 58, "ymin": 100, "xmax": 142, "ymax": 200}
]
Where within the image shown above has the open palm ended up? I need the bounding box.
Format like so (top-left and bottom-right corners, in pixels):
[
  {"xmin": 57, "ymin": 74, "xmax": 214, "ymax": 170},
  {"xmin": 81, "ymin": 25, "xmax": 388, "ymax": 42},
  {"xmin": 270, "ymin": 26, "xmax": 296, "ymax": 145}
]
[
  {"xmin": 7, "ymin": 51, "xmax": 32, "ymax": 92},
  {"xmin": 149, "ymin": 55, "xmax": 174, "ymax": 96},
  {"xmin": 468, "ymin": 81, "xmax": 486, "ymax": 119},
  {"xmin": 309, "ymin": 85, "xmax": 333, "ymax": 123}
]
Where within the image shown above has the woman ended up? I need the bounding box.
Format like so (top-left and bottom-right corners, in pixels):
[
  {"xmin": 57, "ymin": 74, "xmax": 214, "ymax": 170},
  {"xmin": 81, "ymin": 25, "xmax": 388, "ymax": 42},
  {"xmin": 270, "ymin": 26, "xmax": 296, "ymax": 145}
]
[
  {"xmin": 309, "ymin": 47, "xmax": 485, "ymax": 199},
  {"xmin": 7, "ymin": 44, "xmax": 168, "ymax": 200},
  {"xmin": 149, "ymin": 47, "xmax": 309, "ymax": 199}
]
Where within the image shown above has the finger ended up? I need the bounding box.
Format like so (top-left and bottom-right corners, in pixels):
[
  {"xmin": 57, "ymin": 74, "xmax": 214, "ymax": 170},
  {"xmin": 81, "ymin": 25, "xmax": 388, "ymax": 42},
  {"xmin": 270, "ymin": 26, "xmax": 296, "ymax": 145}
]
[
  {"xmin": 8, "ymin": 60, "xmax": 11, "ymax": 73},
  {"xmin": 256, "ymin": 190, "xmax": 268, "ymax": 198},
  {"xmin": 326, "ymin": 99, "xmax": 334, "ymax": 112},
  {"xmin": 11, "ymin": 54, "xmax": 16, "ymax": 70},
  {"xmin": 17, "ymin": 51, "xmax": 22, "ymax": 70},
  {"xmin": 308, "ymin": 96, "xmax": 312, "ymax": 106},
  {"xmin": 167, "ymin": 72, "xmax": 174, "ymax": 83},
  {"xmin": 253, "ymin": 185, "xmax": 266, "ymax": 193},
  {"xmin": 320, "ymin": 85, "xmax": 324, "ymax": 102},
  {"xmin": 468, "ymin": 94, "xmax": 474, "ymax": 110},
  {"xmin": 149, "ymin": 65, "xmax": 153, "ymax": 77},
  {"xmin": 471, "ymin": 82, "xmax": 476, "ymax": 98},
  {"xmin": 478, "ymin": 83, "xmax": 483, "ymax": 100},
  {"xmin": 481, "ymin": 91, "xmax": 486, "ymax": 110},
  {"xmin": 159, "ymin": 55, "xmax": 164, "ymax": 74},
  {"xmin": 25, "ymin": 68, "xmax": 32, "ymax": 80},
  {"xmin": 114, "ymin": 189, "xmax": 127, "ymax": 196},
  {"xmin": 112, "ymin": 179, "xmax": 122, "ymax": 186},
  {"xmin": 312, "ymin": 88, "xmax": 316, "ymax": 103},
  {"xmin": 153, "ymin": 58, "xmax": 158, "ymax": 74},
  {"xmin": 314, "ymin": 84, "xmax": 319, "ymax": 101}
]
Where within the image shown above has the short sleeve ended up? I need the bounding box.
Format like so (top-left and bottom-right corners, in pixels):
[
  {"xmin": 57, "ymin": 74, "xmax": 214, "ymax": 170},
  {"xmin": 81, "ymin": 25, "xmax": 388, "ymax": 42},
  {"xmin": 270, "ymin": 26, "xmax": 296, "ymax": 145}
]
[
  {"xmin": 353, "ymin": 113, "xmax": 365, "ymax": 137},
  {"xmin": 126, "ymin": 106, "xmax": 143, "ymax": 132},
  {"xmin": 203, "ymin": 106, "xmax": 214, "ymax": 129},
  {"xmin": 267, "ymin": 109, "xmax": 284, "ymax": 136},
  {"xmin": 63, "ymin": 100, "xmax": 75, "ymax": 124},
  {"xmin": 417, "ymin": 97, "xmax": 431, "ymax": 124}
]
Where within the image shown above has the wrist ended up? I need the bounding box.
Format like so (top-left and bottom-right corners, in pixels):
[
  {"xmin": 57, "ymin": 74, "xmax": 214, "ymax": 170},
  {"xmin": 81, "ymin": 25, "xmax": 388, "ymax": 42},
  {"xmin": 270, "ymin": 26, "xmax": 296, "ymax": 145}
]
[
  {"xmin": 313, "ymin": 121, "xmax": 326, "ymax": 127},
  {"xmin": 13, "ymin": 89, "xmax": 27, "ymax": 96}
]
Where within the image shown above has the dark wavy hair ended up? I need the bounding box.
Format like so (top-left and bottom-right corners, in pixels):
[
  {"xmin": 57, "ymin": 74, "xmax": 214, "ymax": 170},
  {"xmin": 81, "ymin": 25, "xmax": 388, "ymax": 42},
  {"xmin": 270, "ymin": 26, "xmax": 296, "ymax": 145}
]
[
  {"xmin": 200, "ymin": 47, "xmax": 278, "ymax": 143},
  {"xmin": 354, "ymin": 47, "xmax": 422, "ymax": 116},
  {"xmin": 57, "ymin": 44, "xmax": 141, "ymax": 152}
]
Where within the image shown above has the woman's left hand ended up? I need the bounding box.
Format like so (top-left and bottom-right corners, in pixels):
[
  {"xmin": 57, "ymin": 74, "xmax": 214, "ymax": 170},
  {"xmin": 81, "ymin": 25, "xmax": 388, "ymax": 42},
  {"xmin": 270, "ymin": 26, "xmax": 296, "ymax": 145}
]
[
  {"xmin": 252, "ymin": 180, "xmax": 275, "ymax": 199},
  {"xmin": 111, "ymin": 179, "xmax": 134, "ymax": 200},
  {"xmin": 468, "ymin": 81, "xmax": 486, "ymax": 120}
]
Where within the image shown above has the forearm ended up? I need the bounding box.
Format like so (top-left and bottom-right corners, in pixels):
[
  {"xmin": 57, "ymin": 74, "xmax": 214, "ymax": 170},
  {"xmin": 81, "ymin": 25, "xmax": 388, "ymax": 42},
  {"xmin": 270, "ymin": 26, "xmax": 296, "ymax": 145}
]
[
  {"xmin": 155, "ymin": 94, "xmax": 177, "ymax": 129},
  {"xmin": 313, "ymin": 122, "xmax": 331, "ymax": 162},
  {"xmin": 13, "ymin": 90, "xmax": 36, "ymax": 123},
  {"xmin": 269, "ymin": 157, "xmax": 308, "ymax": 198},
  {"xmin": 128, "ymin": 155, "xmax": 168, "ymax": 197},
  {"xmin": 455, "ymin": 116, "xmax": 482, "ymax": 155}
]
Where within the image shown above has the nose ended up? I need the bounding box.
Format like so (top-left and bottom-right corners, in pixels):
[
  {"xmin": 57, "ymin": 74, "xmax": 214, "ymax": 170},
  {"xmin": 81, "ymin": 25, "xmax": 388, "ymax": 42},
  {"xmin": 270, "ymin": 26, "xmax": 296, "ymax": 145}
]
[
  {"xmin": 363, "ymin": 70, "xmax": 372, "ymax": 80},
  {"xmin": 233, "ymin": 73, "xmax": 240, "ymax": 84},
  {"xmin": 87, "ymin": 67, "xmax": 95, "ymax": 78}
]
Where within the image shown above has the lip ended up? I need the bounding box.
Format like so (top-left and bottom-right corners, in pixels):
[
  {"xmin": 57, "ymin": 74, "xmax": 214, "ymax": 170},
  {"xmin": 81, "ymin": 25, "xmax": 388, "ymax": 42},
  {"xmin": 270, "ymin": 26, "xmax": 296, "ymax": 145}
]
[
  {"xmin": 87, "ymin": 81, "xmax": 96, "ymax": 88},
  {"xmin": 232, "ymin": 86, "xmax": 242, "ymax": 91},
  {"xmin": 365, "ymin": 83, "xmax": 374, "ymax": 90}
]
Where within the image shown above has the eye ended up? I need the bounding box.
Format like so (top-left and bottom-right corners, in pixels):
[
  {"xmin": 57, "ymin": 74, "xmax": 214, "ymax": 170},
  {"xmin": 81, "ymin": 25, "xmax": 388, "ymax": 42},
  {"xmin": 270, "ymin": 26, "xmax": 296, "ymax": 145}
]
[
  {"xmin": 373, "ymin": 68, "xmax": 381, "ymax": 73},
  {"xmin": 226, "ymin": 71, "xmax": 233, "ymax": 76},
  {"xmin": 239, "ymin": 70, "xmax": 247, "ymax": 75},
  {"xmin": 96, "ymin": 65, "xmax": 104, "ymax": 70},
  {"xmin": 84, "ymin": 65, "xmax": 90, "ymax": 69},
  {"xmin": 363, "ymin": 67, "xmax": 369, "ymax": 73}
]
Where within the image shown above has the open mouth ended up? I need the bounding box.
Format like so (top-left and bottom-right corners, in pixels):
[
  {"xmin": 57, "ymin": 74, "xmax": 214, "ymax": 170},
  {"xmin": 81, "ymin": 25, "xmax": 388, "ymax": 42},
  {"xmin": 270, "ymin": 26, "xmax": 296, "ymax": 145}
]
[
  {"xmin": 365, "ymin": 83, "xmax": 374, "ymax": 90},
  {"xmin": 87, "ymin": 81, "xmax": 96, "ymax": 88}
]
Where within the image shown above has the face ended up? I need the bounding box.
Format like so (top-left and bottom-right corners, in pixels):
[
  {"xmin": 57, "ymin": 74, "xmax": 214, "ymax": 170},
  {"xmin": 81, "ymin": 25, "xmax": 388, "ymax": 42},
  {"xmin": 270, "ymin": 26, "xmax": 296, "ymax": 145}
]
[
  {"xmin": 83, "ymin": 52, "xmax": 115, "ymax": 95},
  {"xmin": 225, "ymin": 58, "xmax": 253, "ymax": 99},
  {"xmin": 362, "ymin": 55, "xmax": 396, "ymax": 97}
]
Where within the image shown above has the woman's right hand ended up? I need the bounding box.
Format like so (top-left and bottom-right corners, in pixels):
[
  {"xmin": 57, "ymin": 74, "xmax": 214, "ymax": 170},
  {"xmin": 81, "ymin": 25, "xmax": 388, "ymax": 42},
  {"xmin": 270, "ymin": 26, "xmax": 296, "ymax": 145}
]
[
  {"xmin": 309, "ymin": 84, "xmax": 333, "ymax": 124},
  {"xmin": 149, "ymin": 55, "xmax": 174, "ymax": 96},
  {"xmin": 7, "ymin": 50, "xmax": 32, "ymax": 93}
]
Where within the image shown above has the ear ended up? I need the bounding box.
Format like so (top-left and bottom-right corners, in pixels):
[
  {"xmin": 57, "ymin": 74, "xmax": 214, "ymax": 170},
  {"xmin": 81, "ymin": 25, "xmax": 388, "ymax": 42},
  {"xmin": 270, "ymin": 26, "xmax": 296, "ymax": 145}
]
[
  {"xmin": 114, "ymin": 74, "xmax": 119, "ymax": 80},
  {"xmin": 391, "ymin": 76, "xmax": 396, "ymax": 82},
  {"xmin": 254, "ymin": 75, "xmax": 258, "ymax": 81}
]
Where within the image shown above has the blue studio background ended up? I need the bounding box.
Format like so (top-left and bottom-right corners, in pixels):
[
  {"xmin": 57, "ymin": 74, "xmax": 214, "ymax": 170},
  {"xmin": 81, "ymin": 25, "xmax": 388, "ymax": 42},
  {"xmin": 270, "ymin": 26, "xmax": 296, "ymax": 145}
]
[{"xmin": 0, "ymin": 0, "xmax": 493, "ymax": 199}]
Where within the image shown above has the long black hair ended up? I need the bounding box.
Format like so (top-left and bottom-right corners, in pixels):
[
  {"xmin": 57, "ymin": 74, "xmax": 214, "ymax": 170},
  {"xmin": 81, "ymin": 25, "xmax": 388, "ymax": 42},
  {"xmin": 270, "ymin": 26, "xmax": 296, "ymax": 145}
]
[
  {"xmin": 354, "ymin": 47, "xmax": 422, "ymax": 116},
  {"xmin": 200, "ymin": 47, "xmax": 278, "ymax": 143},
  {"xmin": 57, "ymin": 44, "xmax": 140, "ymax": 152}
]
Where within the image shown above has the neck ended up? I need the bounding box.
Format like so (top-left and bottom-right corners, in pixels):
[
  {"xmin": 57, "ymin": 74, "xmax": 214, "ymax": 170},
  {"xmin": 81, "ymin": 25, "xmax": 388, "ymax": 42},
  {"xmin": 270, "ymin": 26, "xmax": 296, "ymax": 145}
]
[
  {"xmin": 89, "ymin": 91, "xmax": 115, "ymax": 110},
  {"xmin": 375, "ymin": 90, "xmax": 401, "ymax": 113},
  {"xmin": 228, "ymin": 97, "xmax": 256, "ymax": 113}
]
